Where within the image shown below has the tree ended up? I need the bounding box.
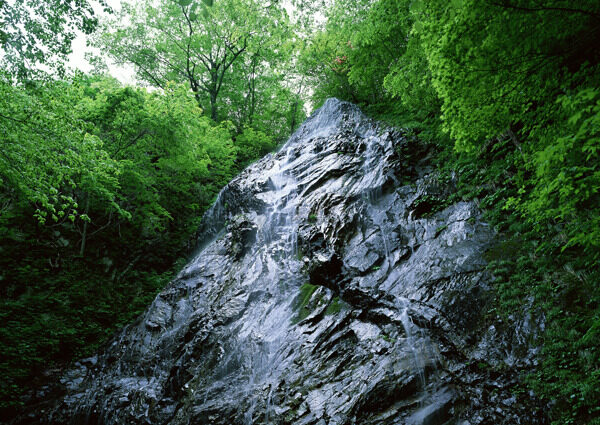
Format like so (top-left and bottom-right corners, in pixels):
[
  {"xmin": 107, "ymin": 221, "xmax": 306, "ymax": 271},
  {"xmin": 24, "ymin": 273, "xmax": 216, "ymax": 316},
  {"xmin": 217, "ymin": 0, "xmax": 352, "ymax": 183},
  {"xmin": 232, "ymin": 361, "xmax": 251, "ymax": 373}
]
[
  {"xmin": 299, "ymin": 0, "xmax": 436, "ymax": 120},
  {"xmin": 98, "ymin": 0, "xmax": 292, "ymax": 122},
  {"xmin": 0, "ymin": 0, "xmax": 110, "ymax": 80},
  {"xmin": 409, "ymin": 0, "xmax": 600, "ymax": 251},
  {"xmin": 73, "ymin": 77, "xmax": 237, "ymax": 256},
  {"xmin": 413, "ymin": 0, "xmax": 600, "ymax": 149},
  {"xmin": 0, "ymin": 73, "xmax": 124, "ymax": 228}
]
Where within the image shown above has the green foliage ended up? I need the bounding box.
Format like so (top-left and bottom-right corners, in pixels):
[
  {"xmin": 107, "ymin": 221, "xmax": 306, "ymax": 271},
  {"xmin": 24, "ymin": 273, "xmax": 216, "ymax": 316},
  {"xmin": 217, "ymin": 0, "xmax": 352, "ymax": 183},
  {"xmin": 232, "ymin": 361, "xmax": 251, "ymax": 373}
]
[
  {"xmin": 299, "ymin": 0, "xmax": 411, "ymax": 107},
  {"xmin": 379, "ymin": 333, "xmax": 396, "ymax": 343},
  {"xmin": 0, "ymin": 74, "xmax": 125, "ymax": 226},
  {"xmin": 299, "ymin": 0, "xmax": 446, "ymax": 147},
  {"xmin": 0, "ymin": 0, "xmax": 110, "ymax": 80},
  {"xmin": 413, "ymin": 11, "xmax": 600, "ymax": 420},
  {"xmin": 435, "ymin": 224, "xmax": 448, "ymax": 236},
  {"xmin": 489, "ymin": 241, "xmax": 600, "ymax": 425},
  {"xmin": 1, "ymin": 0, "xmax": 599, "ymax": 423},
  {"xmin": 438, "ymin": 137, "xmax": 600, "ymax": 425},
  {"xmin": 506, "ymin": 87, "xmax": 600, "ymax": 259},
  {"xmin": 414, "ymin": 0, "xmax": 600, "ymax": 151},
  {"xmin": 233, "ymin": 126, "xmax": 276, "ymax": 169},
  {"xmin": 73, "ymin": 78, "xmax": 237, "ymax": 249},
  {"xmin": 411, "ymin": 193, "xmax": 457, "ymax": 219},
  {"xmin": 0, "ymin": 257, "xmax": 172, "ymax": 413}
]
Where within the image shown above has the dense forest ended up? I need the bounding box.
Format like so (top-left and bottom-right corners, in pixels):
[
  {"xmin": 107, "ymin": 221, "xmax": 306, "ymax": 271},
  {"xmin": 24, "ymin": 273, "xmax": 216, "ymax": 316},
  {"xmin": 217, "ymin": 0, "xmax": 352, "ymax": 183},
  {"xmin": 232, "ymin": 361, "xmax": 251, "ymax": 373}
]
[{"xmin": 1, "ymin": 0, "xmax": 599, "ymax": 424}]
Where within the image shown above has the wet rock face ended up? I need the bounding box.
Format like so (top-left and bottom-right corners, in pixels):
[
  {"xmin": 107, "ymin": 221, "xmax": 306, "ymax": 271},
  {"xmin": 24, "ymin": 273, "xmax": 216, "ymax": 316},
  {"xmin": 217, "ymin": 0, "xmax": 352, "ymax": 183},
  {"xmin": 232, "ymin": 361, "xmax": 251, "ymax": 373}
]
[{"xmin": 35, "ymin": 99, "xmax": 547, "ymax": 425}]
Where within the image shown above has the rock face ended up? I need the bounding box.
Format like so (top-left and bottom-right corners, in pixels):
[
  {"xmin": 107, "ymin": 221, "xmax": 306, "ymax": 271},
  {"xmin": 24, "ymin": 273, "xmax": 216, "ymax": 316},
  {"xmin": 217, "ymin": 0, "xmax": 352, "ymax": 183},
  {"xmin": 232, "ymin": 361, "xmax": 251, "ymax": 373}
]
[{"xmin": 34, "ymin": 99, "xmax": 546, "ymax": 424}]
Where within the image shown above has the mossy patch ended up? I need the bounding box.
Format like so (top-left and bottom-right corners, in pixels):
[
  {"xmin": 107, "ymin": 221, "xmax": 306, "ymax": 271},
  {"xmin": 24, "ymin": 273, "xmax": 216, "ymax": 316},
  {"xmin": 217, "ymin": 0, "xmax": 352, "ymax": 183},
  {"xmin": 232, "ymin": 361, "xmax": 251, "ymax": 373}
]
[
  {"xmin": 291, "ymin": 283, "xmax": 319, "ymax": 324},
  {"xmin": 325, "ymin": 296, "xmax": 342, "ymax": 315},
  {"xmin": 379, "ymin": 332, "xmax": 396, "ymax": 343},
  {"xmin": 295, "ymin": 246, "xmax": 304, "ymax": 261}
]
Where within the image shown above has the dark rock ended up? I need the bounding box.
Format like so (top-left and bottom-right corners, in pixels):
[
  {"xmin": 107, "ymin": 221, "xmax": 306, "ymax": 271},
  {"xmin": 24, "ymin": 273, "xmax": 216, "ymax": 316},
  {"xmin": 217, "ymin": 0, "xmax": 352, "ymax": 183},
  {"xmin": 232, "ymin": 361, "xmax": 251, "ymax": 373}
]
[
  {"xmin": 20, "ymin": 98, "xmax": 548, "ymax": 425},
  {"xmin": 227, "ymin": 214, "xmax": 258, "ymax": 259}
]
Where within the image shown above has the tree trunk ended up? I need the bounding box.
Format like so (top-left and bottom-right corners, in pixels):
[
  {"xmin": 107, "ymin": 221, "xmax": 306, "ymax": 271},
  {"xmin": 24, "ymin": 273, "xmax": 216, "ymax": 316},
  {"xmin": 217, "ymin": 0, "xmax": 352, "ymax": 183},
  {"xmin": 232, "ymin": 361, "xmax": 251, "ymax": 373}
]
[
  {"xmin": 79, "ymin": 195, "xmax": 90, "ymax": 257},
  {"xmin": 210, "ymin": 91, "xmax": 218, "ymax": 121},
  {"xmin": 247, "ymin": 56, "xmax": 258, "ymax": 125}
]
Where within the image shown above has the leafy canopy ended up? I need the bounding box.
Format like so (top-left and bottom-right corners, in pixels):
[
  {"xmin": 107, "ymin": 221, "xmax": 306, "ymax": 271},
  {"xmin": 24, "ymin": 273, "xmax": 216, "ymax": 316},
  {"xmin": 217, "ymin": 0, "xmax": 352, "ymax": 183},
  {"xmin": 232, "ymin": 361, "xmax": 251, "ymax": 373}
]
[{"xmin": 0, "ymin": 0, "xmax": 110, "ymax": 80}]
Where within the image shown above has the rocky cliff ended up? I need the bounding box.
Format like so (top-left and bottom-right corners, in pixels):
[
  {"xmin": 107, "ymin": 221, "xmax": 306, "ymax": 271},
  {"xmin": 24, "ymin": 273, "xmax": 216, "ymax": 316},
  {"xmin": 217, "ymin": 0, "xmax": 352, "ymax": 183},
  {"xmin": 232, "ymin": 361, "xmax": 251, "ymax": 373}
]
[{"xmin": 27, "ymin": 99, "xmax": 546, "ymax": 424}]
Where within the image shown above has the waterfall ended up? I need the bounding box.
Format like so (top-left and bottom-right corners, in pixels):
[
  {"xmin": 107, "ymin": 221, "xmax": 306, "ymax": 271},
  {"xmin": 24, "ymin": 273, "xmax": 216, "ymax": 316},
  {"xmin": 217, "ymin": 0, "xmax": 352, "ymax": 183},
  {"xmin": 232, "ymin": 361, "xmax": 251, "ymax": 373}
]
[{"xmin": 35, "ymin": 99, "xmax": 526, "ymax": 425}]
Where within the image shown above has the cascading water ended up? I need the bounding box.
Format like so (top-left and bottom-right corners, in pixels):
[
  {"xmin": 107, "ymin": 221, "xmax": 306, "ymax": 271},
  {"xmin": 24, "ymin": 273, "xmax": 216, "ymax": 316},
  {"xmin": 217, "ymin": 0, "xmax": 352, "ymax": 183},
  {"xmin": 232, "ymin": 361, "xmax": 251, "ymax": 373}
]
[{"xmin": 30, "ymin": 98, "xmax": 546, "ymax": 425}]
